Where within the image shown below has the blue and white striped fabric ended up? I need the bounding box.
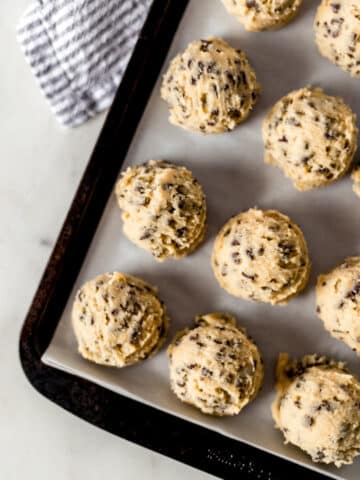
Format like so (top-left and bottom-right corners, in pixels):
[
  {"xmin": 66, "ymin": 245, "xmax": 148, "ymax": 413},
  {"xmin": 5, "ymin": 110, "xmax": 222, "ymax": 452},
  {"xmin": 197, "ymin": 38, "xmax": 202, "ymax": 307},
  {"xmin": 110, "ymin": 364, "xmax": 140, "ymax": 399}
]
[{"xmin": 17, "ymin": 0, "xmax": 152, "ymax": 127}]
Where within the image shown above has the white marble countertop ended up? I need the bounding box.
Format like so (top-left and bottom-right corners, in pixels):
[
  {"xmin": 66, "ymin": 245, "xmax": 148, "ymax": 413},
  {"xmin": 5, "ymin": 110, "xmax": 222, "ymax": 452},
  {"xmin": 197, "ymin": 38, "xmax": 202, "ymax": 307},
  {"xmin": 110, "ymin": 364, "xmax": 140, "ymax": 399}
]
[{"xmin": 0, "ymin": 2, "xmax": 214, "ymax": 478}]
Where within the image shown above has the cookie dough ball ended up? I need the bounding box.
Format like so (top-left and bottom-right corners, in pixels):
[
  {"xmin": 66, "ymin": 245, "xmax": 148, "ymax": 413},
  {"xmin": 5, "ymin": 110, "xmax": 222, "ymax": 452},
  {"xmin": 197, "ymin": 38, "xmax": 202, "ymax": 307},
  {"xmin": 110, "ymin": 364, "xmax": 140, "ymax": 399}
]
[
  {"xmin": 316, "ymin": 257, "xmax": 360, "ymax": 356},
  {"xmin": 263, "ymin": 87, "xmax": 358, "ymax": 191},
  {"xmin": 161, "ymin": 38, "xmax": 260, "ymax": 134},
  {"xmin": 221, "ymin": 0, "xmax": 303, "ymax": 31},
  {"xmin": 115, "ymin": 160, "xmax": 206, "ymax": 261},
  {"xmin": 272, "ymin": 353, "xmax": 360, "ymax": 467},
  {"xmin": 352, "ymin": 166, "xmax": 360, "ymax": 197},
  {"xmin": 72, "ymin": 272, "xmax": 168, "ymax": 367},
  {"xmin": 212, "ymin": 209, "xmax": 310, "ymax": 304},
  {"xmin": 167, "ymin": 312, "xmax": 263, "ymax": 415},
  {"xmin": 315, "ymin": 1, "xmax": 360, "ymax": 78}
]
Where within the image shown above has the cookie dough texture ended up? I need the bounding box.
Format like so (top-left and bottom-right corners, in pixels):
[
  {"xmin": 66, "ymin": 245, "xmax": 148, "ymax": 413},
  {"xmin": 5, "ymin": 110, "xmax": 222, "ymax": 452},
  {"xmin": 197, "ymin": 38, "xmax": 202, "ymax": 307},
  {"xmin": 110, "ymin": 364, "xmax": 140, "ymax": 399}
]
[
  {"xmin": 272, "ymin": 353, "xmax": 360, "ymax": 467},
  {"xmin": 72, "ymin": 272, "xmax": 168, "ymax": 367},
  {"xmin": 221, "ymin": 0, "xmax": 303, "ymax": 31},
  {"xmin": 316, "ymin": 257, "xmax": 360, "ymax": 356},
  {"xmin": 352, "ymin": 166, "xmax": 360, "ymax": 197},
  {"xmin": 315, "ymin": 1, "xmax": 360, "ymax": 78},
  {"xmin": 263, "ymin": 87, "xmax": 358, "ymax": 191},
  {"xmin": 115, "ymin": 160, "xmax": 206, "ymax": 261},
  {"xmin": 212, "ymin": 209, "xmax": 310, "ymax": 304},
  {"xmin": 161, "ymin": 38, "xmax": 260, "ymax": 134},
  {"xmin": 167, "ymin": 312, "xmax": 263, "ymax": 415}
]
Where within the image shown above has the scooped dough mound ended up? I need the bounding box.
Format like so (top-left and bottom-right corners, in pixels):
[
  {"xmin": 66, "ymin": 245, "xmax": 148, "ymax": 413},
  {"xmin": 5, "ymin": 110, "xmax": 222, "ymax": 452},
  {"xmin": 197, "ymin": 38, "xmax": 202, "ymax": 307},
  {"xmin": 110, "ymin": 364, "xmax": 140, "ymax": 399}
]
[
  {"xmin": 72, "ymin": 272, "xmax": 168, "ymax": 367},
  {"xmin": 316, "ymin": 257, "xmax": 360, "ymax": 356},
  {"xmin": 272, "ymin": 353, "xmax": 360, "ymax": 467},
  {"xmin": 352, "ymin": 166, "xmax": 360, "ymax": 198},
  {"xmin": 161, "ymin": 37, "xmax": 260, "ymax": 134},
  {"xmin": 315, "ymin": 1, "xmax": 360, "ymax": 78},
  {"xmin": 167, "ymin": 312, "xmax": 264, "ymax": 415},
  {"xmin": 115, "ymin": 160, "xmax": 206, "ymax": 261},
  {"xmin": 221, "ymin": 0, "xmax": 303, "ymax": 31},
  {"xmin": 211, "ymin": 209, "xmax": 310, "ymax": 304},
  {"xmin": 263, "ymin": 87, "xmax": 358, "ymax": 191}
]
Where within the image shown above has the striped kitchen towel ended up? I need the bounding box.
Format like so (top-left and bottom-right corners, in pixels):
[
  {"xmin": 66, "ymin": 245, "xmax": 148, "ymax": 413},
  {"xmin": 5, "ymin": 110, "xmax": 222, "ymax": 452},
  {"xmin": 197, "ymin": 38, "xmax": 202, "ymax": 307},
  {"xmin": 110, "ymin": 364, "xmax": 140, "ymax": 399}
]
[{"xmin": 17, "ymin": 0, "xmax": 152, "ymax": 127}]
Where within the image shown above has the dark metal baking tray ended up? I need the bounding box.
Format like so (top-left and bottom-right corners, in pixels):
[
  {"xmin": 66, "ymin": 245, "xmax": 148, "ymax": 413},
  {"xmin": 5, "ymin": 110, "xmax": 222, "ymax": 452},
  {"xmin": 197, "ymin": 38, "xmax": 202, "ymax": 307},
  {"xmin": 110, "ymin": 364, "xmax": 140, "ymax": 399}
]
[{"xmin": 19, "ymin": 1, "xmax": 328, "ymax": 478}]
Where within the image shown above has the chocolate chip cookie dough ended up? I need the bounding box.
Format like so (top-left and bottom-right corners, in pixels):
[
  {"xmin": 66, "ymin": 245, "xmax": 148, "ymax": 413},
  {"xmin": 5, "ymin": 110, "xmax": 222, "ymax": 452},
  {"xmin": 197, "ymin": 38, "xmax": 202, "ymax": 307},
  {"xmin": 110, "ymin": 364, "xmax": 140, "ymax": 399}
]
[
  {"xmin": 211, "ymin": 209, "xmax": 310, "ymax": 304},
  {"xmin": 167, "ymin": 312, "xmax": 264, "ymax": 416},
  {"xmin": 161, "ymin": 38, "xmax": 260, "ymax": 134},
  {"xmin": 263, "ymin": 87, "xmax": 358, "ymax": 191},
  {"xmin": 72, "ymin": 272, "xmax": 168, "ymax": 367},
  {"xmin": 115, "ymin": 160, "xmax": 206, "ymax": 261},
  {"xmin": 272, "ymin": 353, "xmax": 360, "ymax": 467},
  {"xmin": 316, "ymin": 257, "xmax": 360, "ymax": 356},
  {"xmin": 352, "ymin": 166, "xmax": 360, "ymax": 197},
  {"xmin": 315, "ymin": 1, "xmax": 360, "ymax": 78},
  {"xmin": 221, "ymin": 0, "xmax": 303, "ymax": 31}
]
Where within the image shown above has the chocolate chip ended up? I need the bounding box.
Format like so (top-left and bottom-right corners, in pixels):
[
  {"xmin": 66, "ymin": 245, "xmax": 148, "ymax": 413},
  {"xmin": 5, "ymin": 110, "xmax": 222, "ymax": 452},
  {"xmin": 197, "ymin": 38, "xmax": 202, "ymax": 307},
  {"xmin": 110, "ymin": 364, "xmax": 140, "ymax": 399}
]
[
  {"xmin": 135, "ymin": 185, "xmax": 145, "ymax": 194},
  {"xmin": 345, "ymin": 282, "xmax": 360, "ymax": 299},
  {"xmin": 239, "ymin": 71, "xmax": 247, "ymax": 85},
  {"xmin": 246, "ymin": 0, "xmax": 258, "ymax": 8},
  {"xmin": 315, "ymin": 450, "xmax": 325, "ymax": 461},
  {"xmin": 287, "ymin": 117, "xmax": 301, "ymax": 127},
  {"xmin": 316, "ymin": 400, "xmax": 333, "ymax": 412},
  {"xmin": 246, "ymin": 248, "xmax": 255, "ymax": 260},
  {"xmin": 176, "ymin": 227, "xmax": 187, "ymax": 238},
  {"xmin": 304, "ymin": 415, "xmax": 315, "ymax": 427},
  {"xmin": 226, "ymin": 373, "xmax": 234, "ymax": 383},
  {"xmin": 330, "ymin": 3, "xmax": 341, "ymax": 13},
  {"xmin": 201, "ymin": 367, "xmax": 213, "ymax": 377},
  {"xmin": 228, "ymin": 108, "xmax": 241, "ymax": 119},
  {"xmin": 232, "ymin": 252, "xmax": 241, "ymax": 264},
  {"xmin": 200, "ymin": 40, "xmax": 210, "ymax": 52},
  {"xmin": 189, "ymin": 333, "xmax": 199, "ymax": 341},
  {"xmin": 242, "ymin": 272, "xmax": 255, "ymax": 281},
  {"xmin": 140, "ymin": 228, "xmax": 155, "ymax": 241},
  {"xmin": 339, "ymin": 422, "xmax": 351, "ymax": 437},
  {"xmin": 225, "ymin": 71, "xmax": 235, "ymax": 86},
  {"xmin": 278, "ymin": 241, "xmax": 295, "ymax": 257},
  {"xmin": 130, "ymin": 324, "xmax": 142, "ymax": 343}
]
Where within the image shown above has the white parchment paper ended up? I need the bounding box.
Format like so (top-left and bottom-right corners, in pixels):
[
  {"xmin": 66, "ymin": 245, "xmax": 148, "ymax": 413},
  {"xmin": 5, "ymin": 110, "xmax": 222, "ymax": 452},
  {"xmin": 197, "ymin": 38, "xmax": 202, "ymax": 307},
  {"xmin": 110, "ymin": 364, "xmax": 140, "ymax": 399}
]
[{"xmin": 43, "ymin": 1, "xmax": 360, "ymax": 478}]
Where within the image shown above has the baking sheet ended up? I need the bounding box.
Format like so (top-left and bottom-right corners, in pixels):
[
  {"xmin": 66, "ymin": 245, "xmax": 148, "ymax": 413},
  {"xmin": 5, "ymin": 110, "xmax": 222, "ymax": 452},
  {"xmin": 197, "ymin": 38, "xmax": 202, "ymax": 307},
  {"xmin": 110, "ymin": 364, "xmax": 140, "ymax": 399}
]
[{"xmin": 43, "ymin": 1, "xmax": 360, "ymax": 478}]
